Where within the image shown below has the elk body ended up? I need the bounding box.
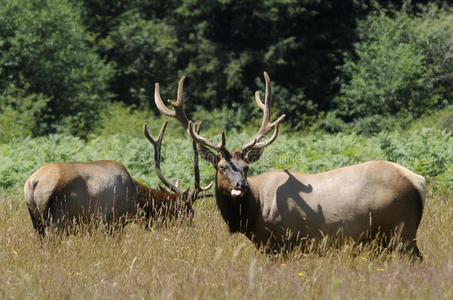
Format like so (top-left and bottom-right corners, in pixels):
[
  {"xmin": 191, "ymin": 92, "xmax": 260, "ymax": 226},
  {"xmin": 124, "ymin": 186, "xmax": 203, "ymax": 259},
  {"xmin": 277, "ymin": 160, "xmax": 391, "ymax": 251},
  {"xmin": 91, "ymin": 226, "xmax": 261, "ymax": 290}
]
[
  {"xmin": 24, "ymin": 122, "xmax": 210, "ymax": 236},
  {"xmin": 155, "ymin": 72, "xmax": 426, "ymax": 259}
]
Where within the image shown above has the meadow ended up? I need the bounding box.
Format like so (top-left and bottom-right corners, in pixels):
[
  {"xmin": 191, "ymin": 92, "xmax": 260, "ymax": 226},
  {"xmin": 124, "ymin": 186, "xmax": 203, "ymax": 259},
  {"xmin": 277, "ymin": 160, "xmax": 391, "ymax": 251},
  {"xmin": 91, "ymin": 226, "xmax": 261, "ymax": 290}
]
[{"xmin": 0, "ymin": 109, "xmax": 452, "ymax": 299}]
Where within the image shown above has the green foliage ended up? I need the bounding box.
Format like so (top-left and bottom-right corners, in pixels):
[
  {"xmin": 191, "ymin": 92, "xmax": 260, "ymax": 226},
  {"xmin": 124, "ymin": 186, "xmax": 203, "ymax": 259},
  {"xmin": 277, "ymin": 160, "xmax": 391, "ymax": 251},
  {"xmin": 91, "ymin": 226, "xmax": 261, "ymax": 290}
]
[
  {"xmin": 172, "ymin": 0, "xmax": 359, "ymax": 125},
  {"xmin": 2, "ymin": 121, "xmax": 451, "ymax": 195},
  {"xmin": 270, "ymin": 83, "xmax": 317, "ymax": 131},
  {"xmin": 411, "ymin": 105, "xmax": 453, "ymax": 133},
  {"xmin": 348, "ymin": 113, "xmax": 414, "ymax": 136},
  {"xmin": 2, "ymin": 0, "xmax": 451, "ymax": 139},
  {"xmin": 73, "ymin": 0, "xmax": 369, "ymax": 123},
  {"xmin": 0, "ymin": 90, "xmax": 48, "ymax": 143},
  {"xmin": 99, "ymin": 10, "xmax": 179, "ymax": 107},
  {"xmin": 335, "ymin": 4, "xmax": 453, "ymax": 131},
  {"xmin": 378, "ymin": 128, "xmax": 453, "ymax": 187},
  {"xmin": 192, "ymin": 104, "xmax": 251, "ymax": 134},
  {"xmin": 379, "ymin": 134, "xmax": 405, "ymax": 163},
  {"xmin": 73, "ymin": 0, "xmax": 180, "ymax": 39},
  {"xmin": 436, "ymin": 164, "xmax": 453, "ymax": 193},
  {"xmin": 0, "ymin": 0, "xmax": 113, "ymax": 137},
  {"xmin": 93, "ymin": 101, "xmax": 167, "ymax": 139}
]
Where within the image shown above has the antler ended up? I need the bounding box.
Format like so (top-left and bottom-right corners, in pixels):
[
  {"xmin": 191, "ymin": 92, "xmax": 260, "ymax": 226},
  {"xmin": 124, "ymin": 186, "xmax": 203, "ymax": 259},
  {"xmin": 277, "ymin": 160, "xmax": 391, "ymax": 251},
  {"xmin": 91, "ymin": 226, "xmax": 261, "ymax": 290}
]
[
  {"xmin": 154, "ymin": 77, "xmax": 189, "ymax": 129},
  {"xmin": 144, "ymin": 121, "xmax": 213, "ymax": 201},
  {"xmin": 240, "ymin": 72, "xmax": 286, "ymax": 162},
  {"xmin": 154, "ymin": 77, "xmax": 218, "ymax": 165},
  {"xmin": 143, "ymin": 121, "xmax": 182, "ymax": 194},
  {"xmin": 191, "ymin": 122, "xmax": 214, "ymax": 198},
  {"xmin": 154, "ymin": 72, "xmax": 284, "ymax": 165},
  {"xmin": 192, "ymin": 122, "xmax": 214, "ymax": 190},
  {"xmin": 188, "ymin": 121, "xmax": 227, "ymax": 153}
]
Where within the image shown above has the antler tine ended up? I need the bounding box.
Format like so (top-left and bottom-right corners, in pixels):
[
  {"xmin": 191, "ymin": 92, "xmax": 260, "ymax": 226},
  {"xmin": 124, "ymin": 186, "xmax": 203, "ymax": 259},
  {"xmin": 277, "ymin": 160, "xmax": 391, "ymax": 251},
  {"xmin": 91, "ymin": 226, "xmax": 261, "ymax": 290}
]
[
  {"xmin": 240, "ymin": 72, "xmax": 285, "ymax": 158},
  {"xmin": 253, "ymin": 116, "xmax": 285, "ymax": 148},
  {"xmin": 191, "ymin": 122, "xmax": 214, "ymax": 193},
  {"xmin": 143, "ymin": 121, "xmax": 183, "ymax": 194},
  {"xmin": 188, "ymin": 121, "xmax": 226, "ymax": 153},
  {"xmin": 242, "ymin": 115, "xmax": 286, "ymax": 163},
  {"xmin": 254, "ymin": 71, "xmax": 271, "ymax": 118},
  {"xmin": 154, "ymin": 76, "xmax": 189, "ymax": 129},
  {"xmin": 200, "ymin": 181, "xmax": 214, "ymax": 191},
  {"xmin": 192, "ymin": 123, "xmax": 201, "ymax": 194}
]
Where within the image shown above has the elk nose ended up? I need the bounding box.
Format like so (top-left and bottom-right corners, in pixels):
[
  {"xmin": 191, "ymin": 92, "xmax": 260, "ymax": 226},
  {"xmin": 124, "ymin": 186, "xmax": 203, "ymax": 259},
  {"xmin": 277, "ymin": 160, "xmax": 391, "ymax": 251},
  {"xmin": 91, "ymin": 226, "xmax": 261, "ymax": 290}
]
[{"xmin": 236, "ymin": 180, "xmax": 248, "ymax": 190}]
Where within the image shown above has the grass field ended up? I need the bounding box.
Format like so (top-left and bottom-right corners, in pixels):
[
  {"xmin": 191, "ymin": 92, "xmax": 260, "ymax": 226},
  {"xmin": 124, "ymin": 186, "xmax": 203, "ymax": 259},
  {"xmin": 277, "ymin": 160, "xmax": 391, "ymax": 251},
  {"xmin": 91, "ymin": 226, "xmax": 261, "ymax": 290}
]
[
  {"xmin": 0, "ymin": 185, "xmax": 452, "ymax": 299},
  {"xmin": 1, "ymin": 111, "xmax": 452, "ymax": 299}
]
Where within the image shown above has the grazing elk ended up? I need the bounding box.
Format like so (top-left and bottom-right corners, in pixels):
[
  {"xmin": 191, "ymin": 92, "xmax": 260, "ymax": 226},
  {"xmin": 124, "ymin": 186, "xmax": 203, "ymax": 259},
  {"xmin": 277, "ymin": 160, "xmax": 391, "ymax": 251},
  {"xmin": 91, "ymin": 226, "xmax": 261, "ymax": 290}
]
[
  {"xmin": 24, "ymin": 121, "xmax": 211, "ymax": 237},
  {"xmin": 154, "ymin": 72, "xmax": 426, "ymax": 259}
]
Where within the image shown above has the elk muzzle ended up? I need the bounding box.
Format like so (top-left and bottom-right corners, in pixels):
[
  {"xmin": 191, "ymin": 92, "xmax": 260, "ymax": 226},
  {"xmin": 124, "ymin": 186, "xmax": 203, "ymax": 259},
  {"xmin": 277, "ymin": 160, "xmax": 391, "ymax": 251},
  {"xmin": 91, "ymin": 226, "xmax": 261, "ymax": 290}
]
[{"xmin": 231, "ymin": 179, "xmax": 248, "ymax": 198}]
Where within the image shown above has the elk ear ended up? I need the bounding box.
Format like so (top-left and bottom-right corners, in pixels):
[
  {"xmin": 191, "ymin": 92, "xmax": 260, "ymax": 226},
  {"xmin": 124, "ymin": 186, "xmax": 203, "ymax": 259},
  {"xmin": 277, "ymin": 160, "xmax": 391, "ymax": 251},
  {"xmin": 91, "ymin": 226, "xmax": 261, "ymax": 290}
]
[
  {"xmin": 198, "ymin": 145, "xmax": 220, "ymax": 167},
  {"xmin": 242, "ymin": 148, "xmax": 264, "ymax": 164}
]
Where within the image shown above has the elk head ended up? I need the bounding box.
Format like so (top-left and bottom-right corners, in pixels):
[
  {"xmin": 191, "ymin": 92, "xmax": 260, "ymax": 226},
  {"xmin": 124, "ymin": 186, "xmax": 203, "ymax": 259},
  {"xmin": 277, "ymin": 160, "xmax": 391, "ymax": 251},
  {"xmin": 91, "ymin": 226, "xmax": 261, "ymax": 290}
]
[{"xmin": 154, "ymin": 72, "xmax": 285, "ymax": 200}]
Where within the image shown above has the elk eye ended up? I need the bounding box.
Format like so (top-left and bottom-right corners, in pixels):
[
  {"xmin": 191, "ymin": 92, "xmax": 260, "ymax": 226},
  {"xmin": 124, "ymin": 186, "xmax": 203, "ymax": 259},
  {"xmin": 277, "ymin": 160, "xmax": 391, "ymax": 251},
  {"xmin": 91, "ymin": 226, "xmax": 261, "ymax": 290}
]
[{"xmin": 219, "ymin": 165, "xmax": 226, "ymax": 172}]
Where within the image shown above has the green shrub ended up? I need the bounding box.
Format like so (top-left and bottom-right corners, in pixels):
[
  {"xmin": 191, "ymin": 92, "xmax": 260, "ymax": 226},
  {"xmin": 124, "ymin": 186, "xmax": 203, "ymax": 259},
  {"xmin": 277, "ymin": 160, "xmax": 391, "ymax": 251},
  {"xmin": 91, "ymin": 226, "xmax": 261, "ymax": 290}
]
[
  {"xmin": 0, "ymin": 0, "xmax": 113, "ymax": 138},
  {"xmin": 377, "ymin": 128, "xmax": 453, "ymax": 185},
  {"xmin": 192, "ymin": 104, "xmax": 251, "ymax": 134},
  {"xmin": 93, "ymin": 102, "xmax": 167, "ymax": 139},
  {"xmin": 436, "ymin": 164, "xmax": 453, "ymax": 193},
  {"xmin": 335, "ymin": 4, "xmax": 453, "ymax": 131},
  {"xmin": 314, "ymin": 112, "xmax": 414, "ymax": 136},
  {"xmin": 411, "ymin": 105, "xmax": 453, "ymax": 133},
  {"xmin": 2, "ymin": 124, "xmax": 452, "ymax": 196},
  {"xmin": 0, "ymin": 90, "xmax": 48, "ymax": 143}
]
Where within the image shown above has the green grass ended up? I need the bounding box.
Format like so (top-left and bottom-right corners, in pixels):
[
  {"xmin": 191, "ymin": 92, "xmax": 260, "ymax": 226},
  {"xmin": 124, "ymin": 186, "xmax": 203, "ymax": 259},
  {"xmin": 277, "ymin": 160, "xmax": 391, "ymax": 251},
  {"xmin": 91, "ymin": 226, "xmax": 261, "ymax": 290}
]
[
  {"xmin": 2, "ymin": 124, "xmax": 452, "ymax": 196},
  {"xmin": 0, "ymin": 187, "xmax": 452, "ymax": 299}
]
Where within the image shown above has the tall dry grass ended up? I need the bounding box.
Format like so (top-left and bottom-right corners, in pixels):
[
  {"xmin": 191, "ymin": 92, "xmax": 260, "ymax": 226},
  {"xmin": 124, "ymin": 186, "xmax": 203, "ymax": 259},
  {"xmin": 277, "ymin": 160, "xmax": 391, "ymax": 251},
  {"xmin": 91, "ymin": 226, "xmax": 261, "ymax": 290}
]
[{"xmin": 0, "ymin": 186, "xmax": 452, "ymax": 299}]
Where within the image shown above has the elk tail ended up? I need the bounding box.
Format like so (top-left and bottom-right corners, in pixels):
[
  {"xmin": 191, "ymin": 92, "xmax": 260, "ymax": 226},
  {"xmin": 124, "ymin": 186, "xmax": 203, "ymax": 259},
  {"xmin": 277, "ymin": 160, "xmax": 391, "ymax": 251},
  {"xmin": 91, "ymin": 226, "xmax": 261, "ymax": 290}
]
[
  {"xmin": 410, "ymin": 174, "xmax": 426, "ymax": 228},
  {"xmin": 24, "ymin": 178, "xmax": 45, "ymax": 237}
]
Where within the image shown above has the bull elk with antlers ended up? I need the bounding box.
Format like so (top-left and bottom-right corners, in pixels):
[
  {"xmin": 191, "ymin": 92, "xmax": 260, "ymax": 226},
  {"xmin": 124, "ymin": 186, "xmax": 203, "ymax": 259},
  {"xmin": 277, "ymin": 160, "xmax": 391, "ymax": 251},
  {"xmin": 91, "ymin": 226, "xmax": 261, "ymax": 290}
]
[
  {"xmin": 155, "ymin": 72, "xmax": 426, "ymax": 259},
  {"xmin": 24, "ymin": 121, "xmax": 211, "ymax": 237}
]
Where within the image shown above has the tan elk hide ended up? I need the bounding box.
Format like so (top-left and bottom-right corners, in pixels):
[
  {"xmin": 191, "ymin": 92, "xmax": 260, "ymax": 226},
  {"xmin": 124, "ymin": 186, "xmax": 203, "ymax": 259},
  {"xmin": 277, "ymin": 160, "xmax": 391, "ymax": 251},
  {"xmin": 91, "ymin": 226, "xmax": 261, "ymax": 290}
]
[
  {"xmin": 24, "ymin": 121, "xmax": 211, "ymax": 236},
  {"xmin": 154, "ymin": 72, "xmax": 426, "ymax": 259}
]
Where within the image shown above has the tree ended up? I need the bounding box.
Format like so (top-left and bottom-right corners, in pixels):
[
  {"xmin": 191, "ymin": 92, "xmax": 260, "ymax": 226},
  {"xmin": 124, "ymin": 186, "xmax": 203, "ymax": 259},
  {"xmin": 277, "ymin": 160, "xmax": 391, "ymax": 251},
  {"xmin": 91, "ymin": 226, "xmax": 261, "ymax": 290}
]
[
  {"xmin": 172, "ymin": 0, "xmax": 360, "ymax": 128},
  {"xmin": 0, "ymin": 0, "xmax": 112, "ymax": 137},
  {"xmin": 99, "ymin": 11, "xmax": 179, "ymax": 108},
  {"xmin": 334, "ymin": 4, "xmax": 453, "ymax": 131}
]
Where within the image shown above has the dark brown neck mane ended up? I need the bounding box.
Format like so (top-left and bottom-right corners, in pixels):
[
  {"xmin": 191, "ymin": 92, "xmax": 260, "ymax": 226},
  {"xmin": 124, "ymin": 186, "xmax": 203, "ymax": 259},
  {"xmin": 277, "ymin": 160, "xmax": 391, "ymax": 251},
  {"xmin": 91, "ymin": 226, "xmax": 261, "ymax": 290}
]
[
  {"xmin": 132, "ymin": 178, "xmax": 180, "ymax": 218},
  {"xmin": 215, "ymin": 176, "xmax": 258, "ymax": 237}
]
